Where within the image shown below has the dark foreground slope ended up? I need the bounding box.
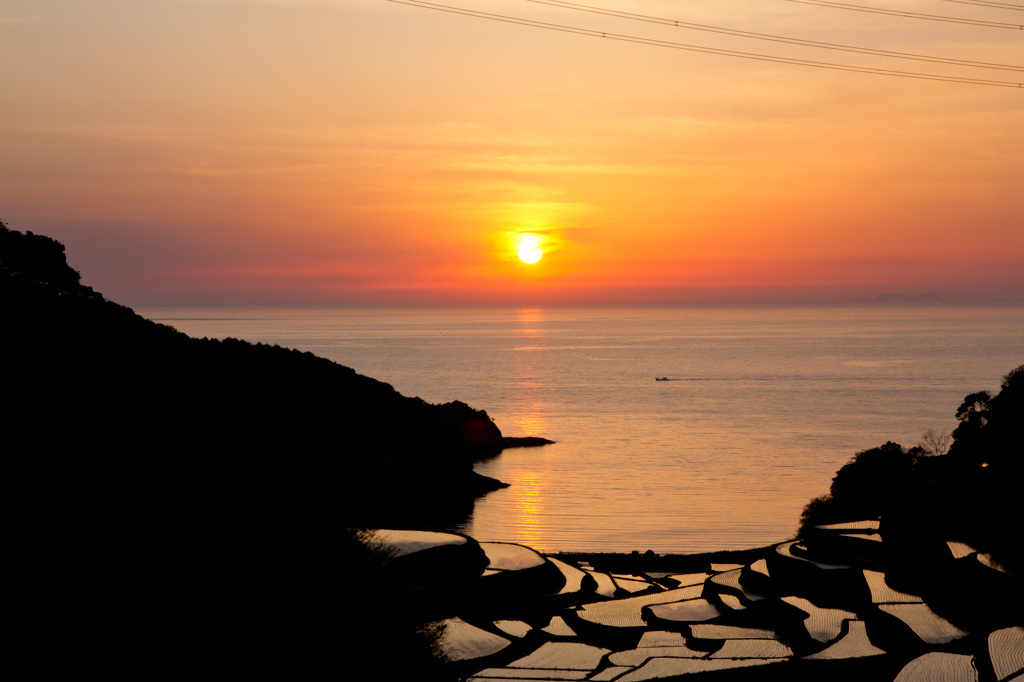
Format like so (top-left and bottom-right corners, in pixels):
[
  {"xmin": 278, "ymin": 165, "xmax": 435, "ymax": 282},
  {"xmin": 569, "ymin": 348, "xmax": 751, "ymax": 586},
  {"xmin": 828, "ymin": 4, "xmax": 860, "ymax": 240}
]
[
  {"xmin": 2, "ymin": 222, "xmax": 512, "ymax": 525},
  {"xmin": 1, "ymin": 222, "xmax": 511, "ymax": 674}
]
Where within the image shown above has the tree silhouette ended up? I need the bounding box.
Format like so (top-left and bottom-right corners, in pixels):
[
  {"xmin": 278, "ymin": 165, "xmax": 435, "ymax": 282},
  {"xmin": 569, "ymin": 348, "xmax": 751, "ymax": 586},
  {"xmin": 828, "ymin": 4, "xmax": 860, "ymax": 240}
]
[
  {"xmin": 800, "ymin": 365, "xmax": 1023, "ymax": 573},
  {"xmin": 918, "ymin": 428, "xmax": 951, "ymax": 457}
]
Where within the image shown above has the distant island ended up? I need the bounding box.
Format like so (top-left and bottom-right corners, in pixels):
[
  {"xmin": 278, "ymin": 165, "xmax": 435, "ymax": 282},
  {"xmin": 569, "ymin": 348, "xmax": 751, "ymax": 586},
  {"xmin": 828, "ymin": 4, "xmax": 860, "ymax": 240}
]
[{"xmin": 875, "ymin": 292, "xmax": 943, "ymax": 303}]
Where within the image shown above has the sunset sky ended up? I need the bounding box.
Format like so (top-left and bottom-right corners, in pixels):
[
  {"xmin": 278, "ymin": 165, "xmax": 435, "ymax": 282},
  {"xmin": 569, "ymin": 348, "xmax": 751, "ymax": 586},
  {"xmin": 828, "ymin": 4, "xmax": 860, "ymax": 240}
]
[{"xmin": 2, "ymin": 0, "xmax": 1022, "ymax": 305}]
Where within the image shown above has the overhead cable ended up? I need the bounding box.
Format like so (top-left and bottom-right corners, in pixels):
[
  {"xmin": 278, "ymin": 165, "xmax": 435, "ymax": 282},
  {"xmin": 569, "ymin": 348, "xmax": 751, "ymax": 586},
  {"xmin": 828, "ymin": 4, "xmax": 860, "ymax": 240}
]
[
  {"xmin": 387, "ymin": 0, "xmax": 1023, "ymax": 87},
  {"xmin": 933, "ymin": 0, "xmax": 1024, "ymax": 10},
  {"xmin": 782, "ymin": 0, "xmax": 1023, "ymax": 28},
  {"xmin": 522, "ymin": 0, "xmax": 1023, "ymax": 72}
]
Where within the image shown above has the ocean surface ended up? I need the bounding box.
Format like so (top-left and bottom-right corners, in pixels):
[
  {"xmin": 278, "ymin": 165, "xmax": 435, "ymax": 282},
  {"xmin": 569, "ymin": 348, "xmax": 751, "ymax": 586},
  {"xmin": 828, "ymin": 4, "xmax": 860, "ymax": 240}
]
[{"xmin": 140, "ymin": 304, "xmax": 1024, "ymax": 554}]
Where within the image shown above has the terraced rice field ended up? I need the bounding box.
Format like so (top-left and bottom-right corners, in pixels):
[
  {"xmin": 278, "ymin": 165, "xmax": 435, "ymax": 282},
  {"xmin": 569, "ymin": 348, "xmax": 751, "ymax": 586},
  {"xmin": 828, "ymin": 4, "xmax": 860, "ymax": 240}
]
[
  {"xmin": 375, "ymin": 529, "xmax": 467, "ymax": 556},
  {"xmin": 578, "ymin": 586, "xmax": 704, "ymax": 628},
  {"xmin": 863, "ymin": 569, "xmax": 923, "ymax": 603},
  {"xmin": 893, "ymin": 652, "xmax": 978, "ymax": 682},
  {"xmin": 689, "ymin": 625, "xmax": 778, "ymax": 640},
  {"xmin": 879, "ymin": 604, "xmax": 969, "ymax": 644},
  {"xmin": 614, "ymin": 658, "xmax": 781, "ymax": 681},
  {"xmin": 377, "ymin": 523, "xmax": 1020, "ymax": 682},
  {"xmin": 482, "ymin": 543, "xmax": 547, "ymax": 571},
  {"xmin": 508, "ymin": 642, "xmax": 611, "ymax": 670},
  {"xmin": 443, "ymin": 618, "xmax": 512, "ymax": 661},
  {"xmin": 781, "ymin": 596, "xmax": 857, "ymax": 642},
  {"xmin": 608, "ymin": 646, "xmax": 705, "ymax": 667},
  {"xmin": 648, "ymin": 598, "xmax": 722, "ymax": 623},
  {"xmin": 803, "ymin": 620, "xmax": 886, "ymax": 660},
  {"xmin": 988, "ymin": 626, "xmax": 1024, "ymax": 681}
]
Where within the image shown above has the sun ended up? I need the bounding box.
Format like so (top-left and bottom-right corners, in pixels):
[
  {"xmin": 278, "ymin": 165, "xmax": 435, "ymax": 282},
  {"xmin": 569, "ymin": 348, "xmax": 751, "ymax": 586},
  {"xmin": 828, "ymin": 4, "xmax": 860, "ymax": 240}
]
[
  {"xmin": 519, "ymin": 247, "xmax": 542, "ymax": 264},
  {"xmin": 517, "ymin": 234, "xmax": 543, "ymax": 264}
]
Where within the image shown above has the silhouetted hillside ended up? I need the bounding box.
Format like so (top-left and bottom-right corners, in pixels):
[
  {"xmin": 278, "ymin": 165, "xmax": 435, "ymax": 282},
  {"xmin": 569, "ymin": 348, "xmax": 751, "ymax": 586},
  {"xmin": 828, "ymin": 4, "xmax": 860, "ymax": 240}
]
[
  {"xmin": 2, "ymin": 220, "xmax": 511, "ymax": 673},
  {"xmin": 2, "ymin": 221, "xmax": 513, "ymax": 523},
  {"xmin": 800, "ymin": 364, "xmax": 1024, "ymax": 575}
]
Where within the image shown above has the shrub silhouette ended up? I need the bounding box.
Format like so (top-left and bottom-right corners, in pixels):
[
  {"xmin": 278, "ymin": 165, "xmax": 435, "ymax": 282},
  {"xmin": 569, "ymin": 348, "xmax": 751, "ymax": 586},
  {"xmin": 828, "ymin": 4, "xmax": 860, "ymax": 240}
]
[{"xmin": 799, "ymin": 441, "xmax": 918, "ymax": 529}]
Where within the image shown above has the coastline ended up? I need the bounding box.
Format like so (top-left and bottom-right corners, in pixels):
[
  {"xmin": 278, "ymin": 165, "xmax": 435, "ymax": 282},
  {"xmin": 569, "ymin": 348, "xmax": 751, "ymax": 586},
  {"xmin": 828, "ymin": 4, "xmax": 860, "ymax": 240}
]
[
  {"xmin": 137, "ymin": 300, "xmax": 1024, "ymax": 555},
  {"xmin": 549, "ymin": 545, "xmax": 780, "ymax": 576}
]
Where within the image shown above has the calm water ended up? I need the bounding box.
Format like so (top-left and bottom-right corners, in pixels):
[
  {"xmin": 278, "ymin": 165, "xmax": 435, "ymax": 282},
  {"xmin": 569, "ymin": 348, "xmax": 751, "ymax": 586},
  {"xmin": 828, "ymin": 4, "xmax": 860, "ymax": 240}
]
[{"xmin": 140, "ymin": 304, "xmax": 1024, "ymax": 554}]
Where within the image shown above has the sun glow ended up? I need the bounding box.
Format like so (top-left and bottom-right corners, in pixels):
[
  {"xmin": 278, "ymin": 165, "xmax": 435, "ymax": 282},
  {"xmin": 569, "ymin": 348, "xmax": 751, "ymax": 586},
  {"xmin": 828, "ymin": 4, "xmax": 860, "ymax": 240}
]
[{"xmin": 518, "ymin": 234, "xmax": 543, "ymax": 264}]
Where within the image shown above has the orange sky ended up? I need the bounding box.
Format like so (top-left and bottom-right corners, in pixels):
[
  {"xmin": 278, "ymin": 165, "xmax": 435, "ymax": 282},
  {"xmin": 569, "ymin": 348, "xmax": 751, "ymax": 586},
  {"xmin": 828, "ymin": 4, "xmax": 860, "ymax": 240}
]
[{"xmin": 1, "ymin": 0, "xmax": 1022, "ymax": 305}]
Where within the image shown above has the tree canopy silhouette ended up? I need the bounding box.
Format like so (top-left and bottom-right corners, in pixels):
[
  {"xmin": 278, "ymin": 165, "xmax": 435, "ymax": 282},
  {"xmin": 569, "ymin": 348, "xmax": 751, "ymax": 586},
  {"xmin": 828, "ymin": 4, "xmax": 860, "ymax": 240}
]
[{"xmin": 801, "ymin": 364, "xmax": 1024, "ymax": 573}]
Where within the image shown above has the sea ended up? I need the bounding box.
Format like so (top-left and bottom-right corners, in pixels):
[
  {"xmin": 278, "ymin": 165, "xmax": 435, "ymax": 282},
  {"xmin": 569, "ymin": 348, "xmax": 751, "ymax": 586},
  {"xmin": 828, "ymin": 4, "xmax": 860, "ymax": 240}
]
[{"xmin": 140, "ymin": 304, "xmax": 1024, "ymax": 554}]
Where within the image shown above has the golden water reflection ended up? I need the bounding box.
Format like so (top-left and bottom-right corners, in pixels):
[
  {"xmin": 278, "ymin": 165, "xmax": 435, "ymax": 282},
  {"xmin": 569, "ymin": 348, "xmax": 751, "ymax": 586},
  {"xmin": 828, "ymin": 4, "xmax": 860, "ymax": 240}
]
[
  {"xmin": 510, "ymin": 307, "xmax": 548, "ymax": 436},
  {"xmin": 498, "ymin": 308, "xmax": 552, "ymax": 547},
  {"xmin": 506, "ymin": 471, "xmax": 545, "ymax": 549},
  {"xmin": 517, "ymin": 307, "xmax": 544, "ymax": 324},
  {"xmin": 512, "ymin": 408, "xmax": 547, "ymax": 438}
]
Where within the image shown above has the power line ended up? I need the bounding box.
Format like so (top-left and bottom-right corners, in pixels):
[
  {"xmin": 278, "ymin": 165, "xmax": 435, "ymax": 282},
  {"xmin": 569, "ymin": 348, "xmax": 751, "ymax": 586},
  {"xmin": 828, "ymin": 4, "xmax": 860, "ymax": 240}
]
[
  {"xmin": 933, "ymin": 0, "xmax": 1024, "ymax": 11},
  {"xmin": 387, "ymin": 0, "xmax": 1023, "ymax": 88},
  {"xmin": 521, "ymin": 0, "xmax": 1023, "ymax": 72},
  {"xmin": 782, "ymin": 0, "xmax": 1023, "ymax": 28}
]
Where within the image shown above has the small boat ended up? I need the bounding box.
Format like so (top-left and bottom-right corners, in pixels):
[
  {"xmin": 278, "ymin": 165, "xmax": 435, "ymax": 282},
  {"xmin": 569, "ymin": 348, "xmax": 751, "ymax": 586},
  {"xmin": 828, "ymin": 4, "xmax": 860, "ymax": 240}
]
[{"xmin": 655, "ymin": 377, "xmax": 670, "ymax": 381}]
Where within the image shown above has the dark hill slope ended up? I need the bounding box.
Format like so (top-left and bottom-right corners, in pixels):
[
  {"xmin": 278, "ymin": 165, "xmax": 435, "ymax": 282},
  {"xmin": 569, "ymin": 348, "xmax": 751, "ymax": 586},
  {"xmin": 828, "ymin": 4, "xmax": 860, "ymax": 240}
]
[
  {"xmin": 3, "ymin": 221, "xmax": 517, "ymax": 674},
  {"xmin": 2, "ymin": 222, "xmax": 508, "ymax": 526}
]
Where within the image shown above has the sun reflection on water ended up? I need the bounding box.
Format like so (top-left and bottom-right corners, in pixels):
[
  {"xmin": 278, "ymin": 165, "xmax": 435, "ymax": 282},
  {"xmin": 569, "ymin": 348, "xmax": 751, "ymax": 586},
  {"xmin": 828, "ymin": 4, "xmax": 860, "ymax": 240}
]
[
  {"xmin": 516, "ymin": 307, "xmax": 544, "ymax": 341},
  {"xmin": 505, "ymin": 471, "xmax": 545, "ymax": 549},
  {"xmin": 518, "ymin": 307, "xmax": 543, "ymax": 324},
  {"xmin": 510, "ymin": 307, "xmax": 548, "ymax": 436},
  {"xmin": 512, "ymin": 408, "xmax": 547, "ymax": 438}
]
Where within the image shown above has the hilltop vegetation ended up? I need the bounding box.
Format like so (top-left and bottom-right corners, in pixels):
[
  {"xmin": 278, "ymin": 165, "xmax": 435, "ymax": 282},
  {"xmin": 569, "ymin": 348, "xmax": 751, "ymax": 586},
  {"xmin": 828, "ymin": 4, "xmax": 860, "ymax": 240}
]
[{"xmin": 800, "ymin": 364, "xmax": 1024, "ymax": 573}]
